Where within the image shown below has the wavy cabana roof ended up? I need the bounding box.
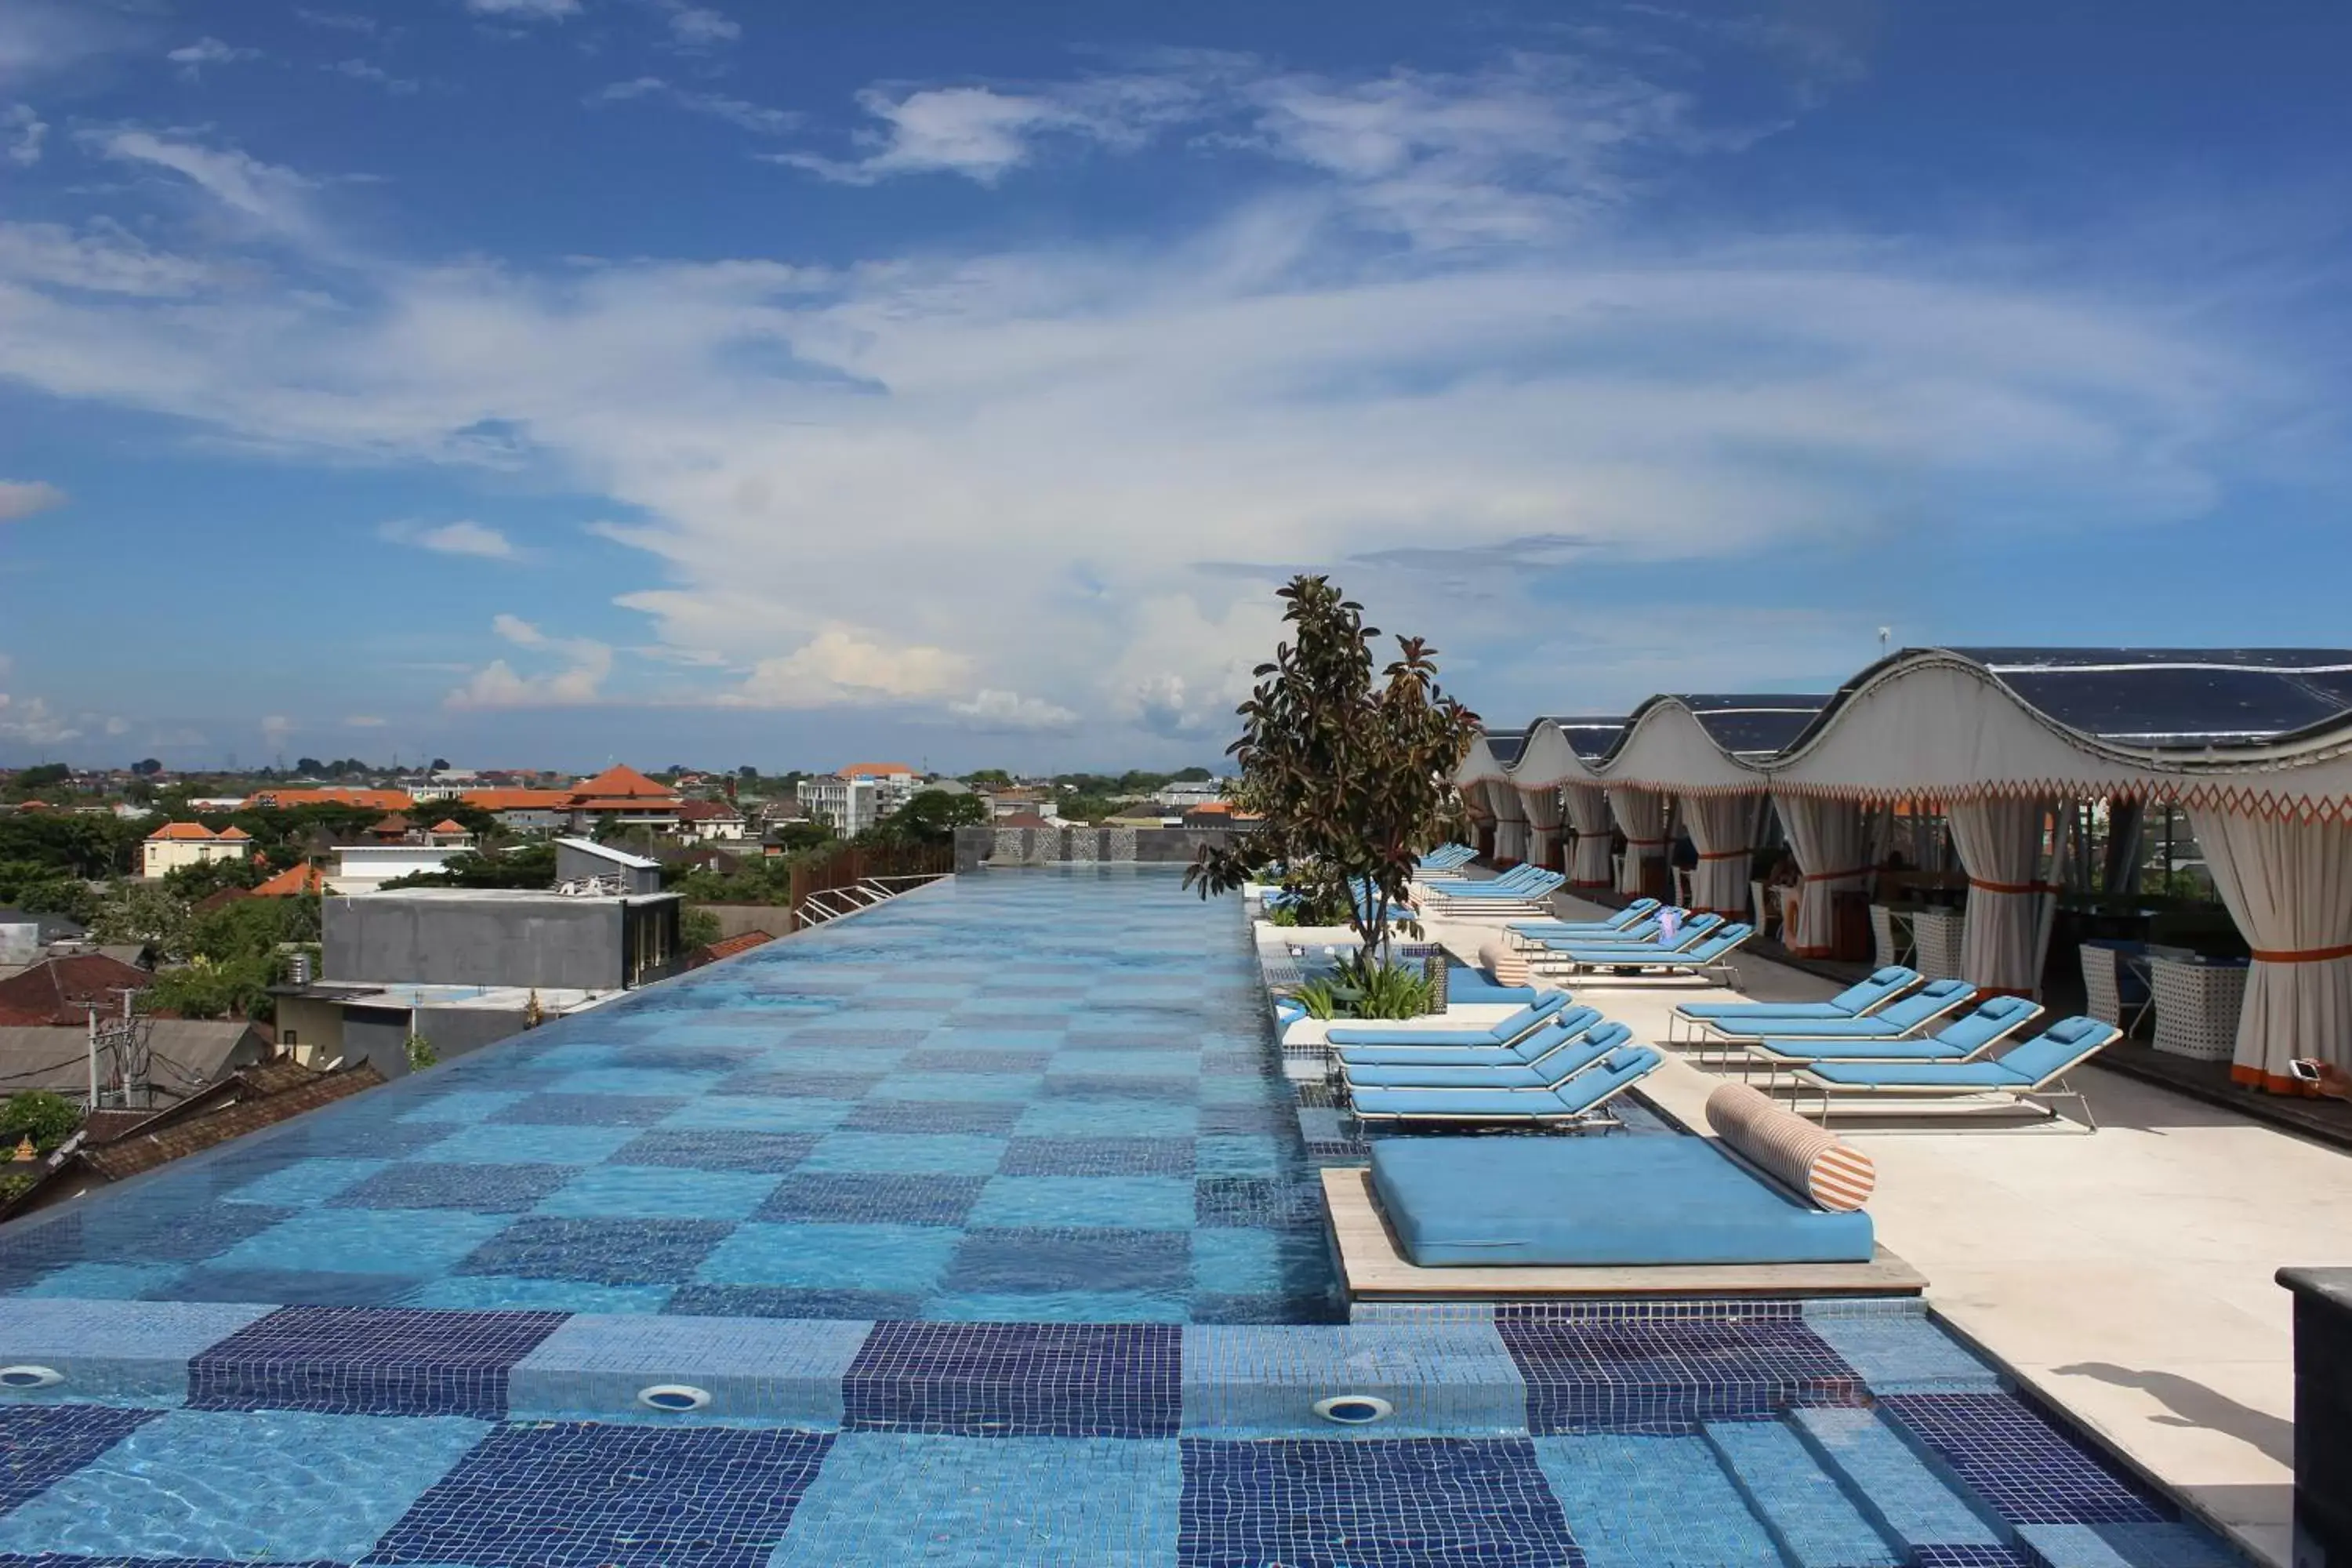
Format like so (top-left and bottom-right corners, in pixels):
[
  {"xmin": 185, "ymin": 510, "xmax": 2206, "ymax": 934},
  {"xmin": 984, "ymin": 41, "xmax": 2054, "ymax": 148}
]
[
  {"xmin": 1470, "ymin": 649, "xmax": 2352, "ymax": 815},
  {"xmin": 1457, "ymin": 730, "xmax": 1526, "ymax": 785},
  {"xmin": 1508, "ymin": 716, "xmax": 1629, "ymax": 788}
]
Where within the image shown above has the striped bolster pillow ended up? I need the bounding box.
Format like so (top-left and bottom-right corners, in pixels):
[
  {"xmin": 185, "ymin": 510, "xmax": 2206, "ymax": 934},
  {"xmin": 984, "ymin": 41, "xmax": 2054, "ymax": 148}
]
[
  {"xmin": 1704, "ymin": 1082, "xmax": 1876, "ymax": 1211},
  {"xmin": 1478, "ymin": 940, "xmax": 1532, "ymax": 988}
]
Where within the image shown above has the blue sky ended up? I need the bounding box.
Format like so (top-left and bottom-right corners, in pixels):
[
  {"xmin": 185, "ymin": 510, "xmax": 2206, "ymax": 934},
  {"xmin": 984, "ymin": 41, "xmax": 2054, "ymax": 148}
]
[{"xmin": 2, "ymin": 1, "xmax": 2348, "ymax": 772}]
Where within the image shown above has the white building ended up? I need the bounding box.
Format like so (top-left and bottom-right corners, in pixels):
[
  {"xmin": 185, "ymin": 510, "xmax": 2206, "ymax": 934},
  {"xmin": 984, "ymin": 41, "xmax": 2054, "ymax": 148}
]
[
  {"xmin": 1155, "ymin": 780, "xmax": 1227, "ymax": 810},
  {"xmin": 798, "ymin": 763, "xmax": 920, "ymax": 834},
  {"xmin": 675, "ymin": 798, "xmax": 747, "ymax": 841},
  {"xmin": 328, "ymin": 843, "xmax": 466, "ymax": 893},
  {"xmin": 141, "ymin": 822, "xmax": 254, "ymax": 879}
]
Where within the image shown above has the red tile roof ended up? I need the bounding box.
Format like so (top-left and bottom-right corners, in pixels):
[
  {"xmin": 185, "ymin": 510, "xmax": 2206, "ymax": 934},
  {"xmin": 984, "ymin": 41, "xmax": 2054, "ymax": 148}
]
[
  {"xmin": 571, "ymin": 764, "xmax": 678, "ymax": 801},
  {"xmin": 0, "ymin": 955, "xmax": 154, "ymax": 1025},
  {"xmin": 429, "ymin": 818, "xmax": 468, "ymax": 833},
  {"xmin": 148, "ymin": 821, "xmax": 217, "ymax": 841},
  {"xmin": 252, "ymin": 862, "xmax": 328, "ymax": 896},
  {"xmin": 675, "ymin": 799, "xmax": 742, "ymax": 821},
  {"xmin": 459, "ymin": 788, "xmax": 575, "ymax": 811},
  {"xmin": 838, "ymin": 762, "xmax": 916, "ymax": 779},
  {"xmin": 240, "ymin": 788, "xmax": 413, "ymax": 811}
]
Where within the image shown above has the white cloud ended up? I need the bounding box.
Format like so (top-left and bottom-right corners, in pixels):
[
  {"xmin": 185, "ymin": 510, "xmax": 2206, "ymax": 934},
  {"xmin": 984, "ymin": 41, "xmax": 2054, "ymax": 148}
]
[
  {"xmin": 103, "ymin": 716, "xmax": 129, "ymax": 735},
  {"xmin": 0, "ymin": 691, "xmax": 78, "ymax": 746},
  {"xmin": 949, "ymin": 688, "xmax": 1080, "ymax": 733},
  {"xmin": 664, "ymin": 5, "xmax": 739, "ymax": 46},
  {"xmin": 329, "ymin": 59, "xmax": 419, "ymax": 93},
  {"xmin": 345, "ymin": 713, "xmax": 387, "ymax": 726},
  {"xmin": 731, "ymin": 626, "xmax": 971, "ymax": 709},
  {"xmin": 4, "ymin": 103, "xmax": 45, "ymax": 165},
  {"xmin": 449, "ymin": 616, "xmax": 612, "ymax": 707},
  {"xmin": 260, "ymin": 715, "xmax": 294, "ymax": 746},
  {"xmin": 592, "ymin": 77, "xmax": 793, "ymax": 134},
  {"xmin": 295, "ymin": 9, "xmax": 380, "ymax": 34},
  {"xmin": 466, "ymin": 0, "xmax": 580, "ymax": 18},
  {"xmin": 0, "ymin": 222, "xmax": 223, "ymax": 296},
  {"xmin": 0, "ymin": 2, "xmax": 127, "ymax": 91},
  {"xmin": 0, "ymin": 50, "xmax": 2314, "ymax": 747},
  {"xmin": 492, "ymin": 613, "xmax": 547, "ymax": 647},
  {"xmin": 167, "ymin": 38, "xmax": 261, "ymax": 76},
  {"xmin": 95, "ymin": 130, "xmax": 318, "ymax": 240},
  {"xmin": 0, "ymin": 481, "xmax": 66, "ymax": 521},
  {"xmin": 774, "ymin": 85, "xmax": 1111, "ymax": 185},
  {"xmin": 385, "ymin": 518, "xmax": 520, "ymax": 559}
]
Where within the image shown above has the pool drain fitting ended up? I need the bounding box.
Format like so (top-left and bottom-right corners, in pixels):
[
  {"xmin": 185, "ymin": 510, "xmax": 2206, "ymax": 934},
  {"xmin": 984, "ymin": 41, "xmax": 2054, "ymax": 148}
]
[
  {"xmin": 0, "ymin": 1366, "xmax": 64, "ymax": 1390},
  {"xmin": 1312, "ymin": 1394, "xmax": 1394, "ymax": 1425},
  {"xmin": 637, "ymin": 1384, "xmax": 713, "ymax": 1413}
]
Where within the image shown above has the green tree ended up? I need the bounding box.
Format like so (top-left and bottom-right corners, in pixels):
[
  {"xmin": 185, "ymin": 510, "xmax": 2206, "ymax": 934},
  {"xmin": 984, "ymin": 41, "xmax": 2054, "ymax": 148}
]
[
  {"xmin": 131, "ymin": 758, "xmax": 165, "ymax": 777},
  {"xmin": 383, "ymin": 841, "xmax": 557, "ymax": 890},
  {"xmin": 1184, "ymin": 575, "xmax": 1480, "ymax": 960},
  {"xmin": 681, "ymin": 906, "xmax": 724, "ymax": 948},
  {"xmin": 12, "ymin": 763, "xmax": 70, "ymax": 792},
  {"xmin": 294, "ymin": 757, "xmax": 326, "ymax": 775},
  {"xmin": 867, "ymin": 789, "xmax": 986, "ymax": 847},
  {"xmin": 0, "ymin": 1091, "xmax": 83, "ymax": 1154},
  {"xmin": 962, "ymin": 768, "xmax": 1014, "ymax": 787},
  {"xmin": 90, "ymin": 880, "xmax": 193, "ymax": 961},
  {"xmin": 769, "ymin": 819, "xmax": 834, "ymax": 854}
]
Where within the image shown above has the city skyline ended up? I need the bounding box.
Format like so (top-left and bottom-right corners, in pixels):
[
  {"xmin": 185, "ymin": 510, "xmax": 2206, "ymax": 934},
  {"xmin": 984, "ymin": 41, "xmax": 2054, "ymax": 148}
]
[{"xmin": 3, "ymin": 0, "xmax": 2349, "ymax": 770}]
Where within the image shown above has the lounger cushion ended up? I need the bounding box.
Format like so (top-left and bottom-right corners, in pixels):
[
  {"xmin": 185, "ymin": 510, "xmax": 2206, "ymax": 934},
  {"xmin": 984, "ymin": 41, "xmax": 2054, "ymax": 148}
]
[
  {"xmin": 1676, "ymin": 968, "xmax": 1917, "ymax": 1021},
  {"xmin": 1348, "ymin": 1046, "xmax": 1660, "ymax": 1121},
  {"xmin": 1323, "ymin": 992, "xmax": 1564, "ymax": 1047},
  {"xmin": 1368, "ymin": 1136, "xmax": 1875, "ymax": 1266},
  {"xmin": 1444, "ymin": 962, "xmax": 1541, "ymax": 1006},
  {"xmin": 1335, "ymin": 1008, "xmax": 1601, "ymax": 1068},
  {"xmin": 1341, "ymin": 1026, "xmax": 1625, "ymax": 1090}
]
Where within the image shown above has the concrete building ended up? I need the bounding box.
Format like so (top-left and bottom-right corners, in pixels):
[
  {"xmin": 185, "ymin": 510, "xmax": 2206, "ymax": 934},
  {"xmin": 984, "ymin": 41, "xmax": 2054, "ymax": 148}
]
[
  {"xmin": 799, "ymin": 764, "xmax": 919, "ymax": 833},
  {"xmin": 327, "ymin": 843, "xmax": 466, "ymax": 893},
  {"xmin": 141, "ymin": 822, "xmax": 253, "ymax": 879},
  {"xmin": 322, "ymin": 885, "xmax": 681, "ymax": 993},
  {"xmin": 554, "ymin": 837, "xmax": 665, "ymax": 895},
  {"xmin": 456, "ymin": 788, "xmax": 574, "ymax": 834},
  {"xmin": 272, "ymin": 982, "xmax": 609, "ymax": 1080}
]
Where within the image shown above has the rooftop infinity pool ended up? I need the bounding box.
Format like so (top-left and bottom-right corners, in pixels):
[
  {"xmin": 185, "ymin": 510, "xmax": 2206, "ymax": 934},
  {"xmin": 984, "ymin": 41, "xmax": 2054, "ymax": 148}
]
[{"xmin": 0, "ymin": 866, "xmax": 1338, "ymax": 1323}]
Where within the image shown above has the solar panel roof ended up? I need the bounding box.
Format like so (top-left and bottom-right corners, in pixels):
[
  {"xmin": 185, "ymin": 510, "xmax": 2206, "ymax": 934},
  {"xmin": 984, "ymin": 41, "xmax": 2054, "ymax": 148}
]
[
  {"xmin": 1947, "ymin": 649, "xmax": 2352, "ymax": 749},
  {"xmin": 1530, "ymin": 716, "xmax": 1628, "ymax": 759},
  {"xmin": 1662, "ymin": 694, "xmax": 1831, "ymax": 759}
]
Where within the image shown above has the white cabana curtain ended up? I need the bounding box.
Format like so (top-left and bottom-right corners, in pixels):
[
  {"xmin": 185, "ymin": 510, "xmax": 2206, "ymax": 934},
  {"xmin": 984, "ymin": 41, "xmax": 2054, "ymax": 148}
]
[
  {"xmin": 1774, "ymin": 794, "xmax": 1873, "ymax": 956},
  {"xmin": 1562, "ymin": 783, "xmax": 1615, "ymax": 887},
  {"xmin": 1484, "ymin": 782, "xmax": 1528, "ymax": 866},
  {"xmin": 1608, "ymin": 786, "xmax": 1670, "ymax": 897},
  {"xmin": 1519, "ymin": 785, "xmax": 1565, "ymax": 870},
  {"xmin": 2187, "ymin": 808, "xmax": 2352, "ymax": 1092},
  {"xmin": 1950, "ymin": 796, "xmax": 2057, "ymax": 994},
  {"xmin": 1681, "ymin": 793, "xmax": 1758, "ymax": 918}
]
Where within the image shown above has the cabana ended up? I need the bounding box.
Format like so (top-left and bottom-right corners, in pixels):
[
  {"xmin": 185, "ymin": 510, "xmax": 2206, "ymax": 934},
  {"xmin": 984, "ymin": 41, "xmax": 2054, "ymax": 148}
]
[
  {"xmin": 1456, "ymin": 730, "xmax": 1526, "ymax": 866},
  {"xmin": 1508, "ymin": 717, "xmax": 1626, "ymax": 889},
  {"xmin": 1602, "ymin": 695, "xmax": 1829, "ymax": 918},
  {"xmin": 1471, "ymin": 648, "xmax": 2352, "ymax": 1092}
]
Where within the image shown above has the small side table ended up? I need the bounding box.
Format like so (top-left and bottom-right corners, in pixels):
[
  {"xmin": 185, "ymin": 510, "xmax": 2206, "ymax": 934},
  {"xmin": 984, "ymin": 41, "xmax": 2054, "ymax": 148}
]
[{"xmin": 2150, "ymin": 955, "xmax": 2249, "ymax": 1062}]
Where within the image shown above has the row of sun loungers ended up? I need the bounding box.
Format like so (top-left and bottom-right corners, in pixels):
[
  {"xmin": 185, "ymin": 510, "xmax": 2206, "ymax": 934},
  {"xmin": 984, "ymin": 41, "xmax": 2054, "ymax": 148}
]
[
  {"xmin": 1663, "ymin": 965, "xmax": 2123, "ymax": 1127},
  {"xmin": 1321, "ymin": 993, "xmax": 1661, "ymax": 1128}
]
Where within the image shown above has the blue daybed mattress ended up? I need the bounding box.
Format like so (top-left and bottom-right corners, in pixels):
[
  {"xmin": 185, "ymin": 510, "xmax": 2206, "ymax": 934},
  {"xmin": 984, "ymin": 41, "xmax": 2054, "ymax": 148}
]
[
  {"xmin": 1368, "ymin": 1136, "xmax": 1874, "ymax": 1267},
  {"xmin": 1445, "ymin": 962, "xmax": 1540, "ymax": 1005}
]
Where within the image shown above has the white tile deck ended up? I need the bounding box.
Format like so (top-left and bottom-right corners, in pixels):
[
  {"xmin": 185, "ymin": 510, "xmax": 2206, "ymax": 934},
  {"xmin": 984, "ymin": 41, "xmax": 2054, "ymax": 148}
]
[{"xmin": 1423, "ymin": 894, "xmax": 2332, "ymax": 1568}]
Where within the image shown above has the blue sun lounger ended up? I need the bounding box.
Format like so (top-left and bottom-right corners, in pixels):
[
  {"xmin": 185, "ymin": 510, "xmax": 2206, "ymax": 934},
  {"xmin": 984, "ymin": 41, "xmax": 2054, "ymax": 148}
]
[
  {"xmin": 1421, "ymin": 870, "xmax": 1568, "ymax": 909},
  {"xmin": 1341, "ymin": 1022, "xmax": 1632, "ymax": 1091},
  {"xmin": 1522, "ymin": 913, "xmax": 1722, "ymax": 953},
  {"xmin": 1418, "ymin": 844, "xmax": 1477, "ymax": 871},
  {"xmin": 1334, "ymin": 1007, "xmax": 1603, "ymax": 1069},
  {"xmin": 1504, "ymin": 899, "xmax": 1661, "ymax": 942},
  {"xmin": 1667, "ymin": 966, "xmax": 1922, "ymax": 1042},
  {"xmin": 1781, "ymin": 1017, "xmax": 2123, "ymax": 1129},
  {"xmin": 1679, "ymin": 978, "xmax": 1976, "ymax": 1057},
  {"xmin": 1323, "ymin": 991, "xmax": 1568, "ymax": 1047},
  {"xmin": 1740, "ymin": 994, "xmax": 2042, "ymax": 1070},
  {"xmin": 1348, "ymin": 1045, "xmax": 1663, "ymax": 1126},
  {"xmin": 1419, "ymin": 863, "xmax": 1550, "ymax": 894},
  {"xmin": 1534, "ymin": 924, "xmax": 1755, "ymax": 985}
]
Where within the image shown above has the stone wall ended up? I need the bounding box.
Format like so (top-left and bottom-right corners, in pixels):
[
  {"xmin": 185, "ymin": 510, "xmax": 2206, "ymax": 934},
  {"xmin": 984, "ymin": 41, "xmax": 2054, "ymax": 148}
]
[{"xmin": 953, "ymin": 825, "xmax": 1246, "ymax": 873}]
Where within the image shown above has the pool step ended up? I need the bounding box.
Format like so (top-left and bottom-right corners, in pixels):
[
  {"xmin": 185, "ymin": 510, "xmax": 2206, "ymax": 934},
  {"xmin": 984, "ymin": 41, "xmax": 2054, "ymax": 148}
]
[
  {"xmin": 1704, "ymin": 1417, "xmax": 1905, "ymax": 1568},
  {"xmin": 1785, "ymin": 1406, "xmax": 2009, "ymax": 1561}
]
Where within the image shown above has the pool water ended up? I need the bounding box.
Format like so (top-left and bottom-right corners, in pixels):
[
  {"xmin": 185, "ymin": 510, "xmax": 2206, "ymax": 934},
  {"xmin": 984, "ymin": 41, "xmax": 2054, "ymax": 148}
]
[{"xmin": 0, "ymin": 867, "xmax": 1338, "ymax": 1323}]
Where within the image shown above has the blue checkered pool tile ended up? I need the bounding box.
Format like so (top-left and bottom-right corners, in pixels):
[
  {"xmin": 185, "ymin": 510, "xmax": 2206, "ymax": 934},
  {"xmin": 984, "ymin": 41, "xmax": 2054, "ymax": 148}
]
[
  {"xmin": 771, "ymin": 1432, "xmax": 1184, "ymax": 1566},
  {"xmin": 364, "ymin": 1419, "xmax": 833, "ymax": 1567},
  {"xmin": 1500, "ymin": 1304, "xmax": 1867, "ymax": 1432},
  {"xmin": 1878, "ymin": 1392, "xmax": 2172, "ymax": 1526},
  {"xmin": 189, "ymin": 1305, "xmax": 565, "ymax": 1418},
  {"xmin": 1704, "ymin": 1417, "xmax": 1901, "ymax": 1566},
  {"xmin": 510, "ymin": 1313, "xmax": 871, "ymax": 1427},
  {"xmin": 844, "ymin": 1321, "xmax": 1182, "ymax": 1437},
  {"xmin": 1802, "ymin": 1303, "xmax": 2005, "ymax": 1393},
  {"xmin": 1535, "ymin": 1432, "xmax": 1780, "ymax": 1568},
  {"xmin": 0, "ymin": 1406, "xmax": 160, "ymax": 1512},
  {"xmin": 0, "ymin": 1407, "xmax": 486, "ymax": 1563},
  {"xmin": 1176, "ymin": 1436, "xmax": 1584, "ymax": 1567},
  {"xmin": 1790, "ymin": 1406, "xmax": 2004, "ymax": 1549}
]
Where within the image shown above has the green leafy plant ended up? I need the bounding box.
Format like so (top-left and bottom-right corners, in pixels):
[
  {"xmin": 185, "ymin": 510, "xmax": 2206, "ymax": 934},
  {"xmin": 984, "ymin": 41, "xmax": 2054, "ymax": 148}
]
[
  {"xmin": 1291, "ymin": 978, "xmax": 1344, "ymax": 1019},
  {"xmin": 680, "ymin": 907, "xmax": 724, "ymax": 949},
  {"xmin": 405, "ymin": 1032, "xmax": 438, "ymax": 1071},
  {"xmin": 1347, "ymin": 958, "xmax": 1435, "ymax": 1019},
  {"xmin": 0, "ymin": 1090, "xmax": 84, "ymax": 1155},
  {"xmin": 1186, "ymin": 575, "xmax": 1480, "ymax": 961}
]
